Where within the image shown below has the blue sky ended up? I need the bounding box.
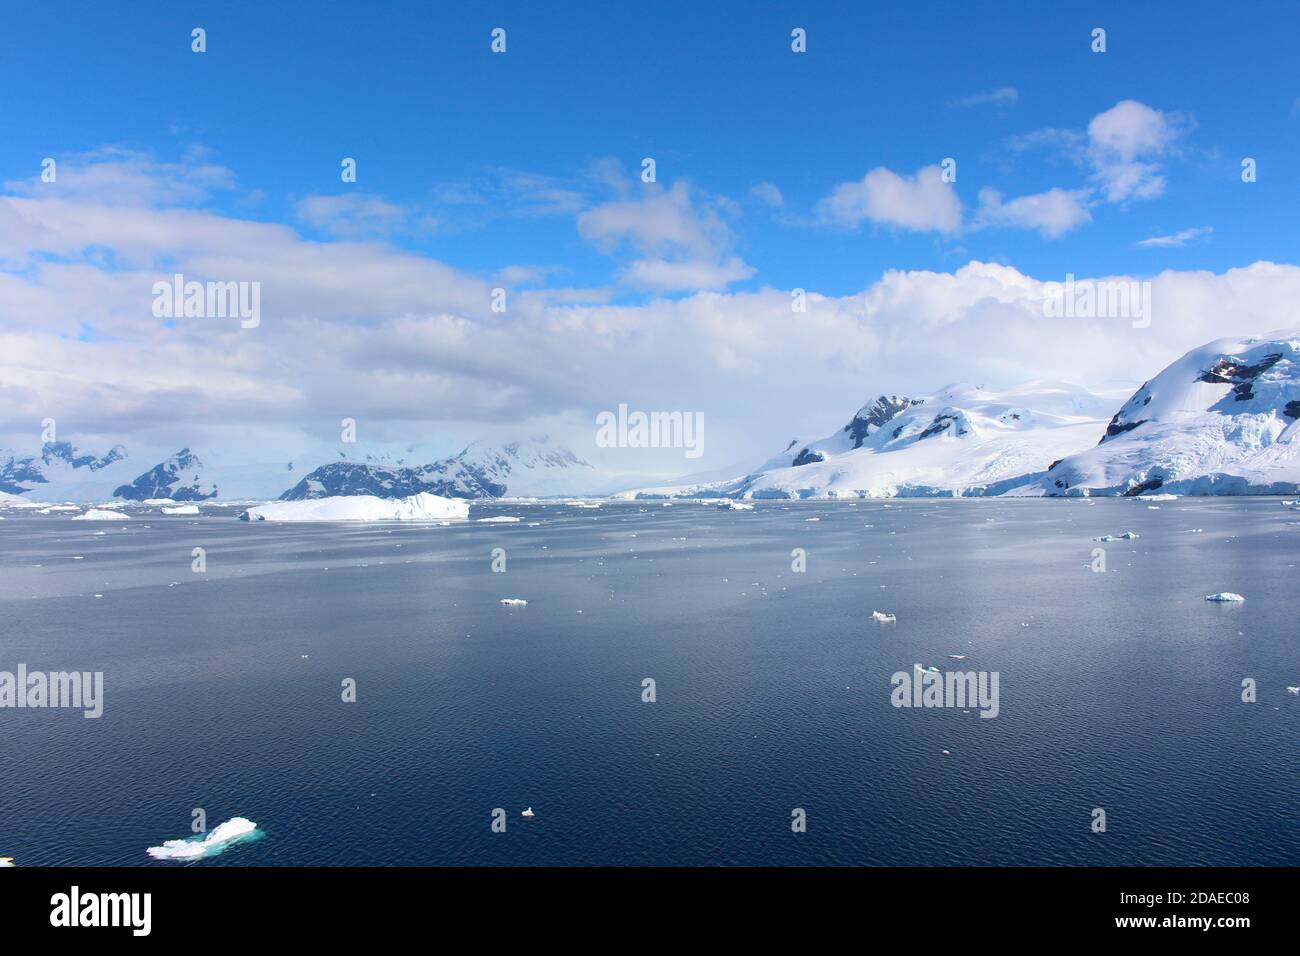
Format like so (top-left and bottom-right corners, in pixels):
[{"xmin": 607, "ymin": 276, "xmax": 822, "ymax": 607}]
[
  {"xmin": 4, "ymin": 1, "xmax": 1296, "ymax": 290},
  {"xmin": 2, "ymin": 1, "xmax": 1299, "ymax": 476}
]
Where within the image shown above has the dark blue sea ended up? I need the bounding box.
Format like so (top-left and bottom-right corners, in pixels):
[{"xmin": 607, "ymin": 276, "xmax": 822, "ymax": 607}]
[{"xmin": 1, "ymin": 498, "xmax": 1296, "ymax": 866}]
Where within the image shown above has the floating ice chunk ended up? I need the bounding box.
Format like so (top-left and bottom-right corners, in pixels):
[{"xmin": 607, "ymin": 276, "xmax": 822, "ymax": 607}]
[
  {"xmin": 240, "ymin": 492, "xmax": 470, "ymax": 523},
  {"xmin": 146, "ymin": 817, "xmax": 259, "ymax": 861},
  {"xmin": 499, "ymin": 598, "xmax": 528, "ymax": 606},
  {"xmin": 871, "ymin": 610, "xmax": 896, "ymax": 623},
  {"xmin": 1204, "ymin": 592, "xmax": 1245, "ymax": 603},
  {"xmin": 1094, "ymin": 531, "xmax": 1138, "ymax": 541},
  {"xmin": 1286, "ymin": 686, "xmax": 1299, "ymax": 695},
  {"xmin": 161, "ymin": 505, "xmax": 200, "ymax": 515},
  {"xmin": 948, "ymin": 654, "xmax": 966, "ymax": 660},
  {"xmin": 71, "ymin": 509, "xmax": 130, "ymax": 521},
  {"xmin": 0, "ymin": 857, "xmax": 13, "ymax": 866},
  {"xmin": 477, "ymin": 516, "xmax": 522, "ymax": 523},
  {"xmin": 716, "ymin": 500, "xmax": 754, "ymax": 511},
  {"xmin": 143, "ymin": 498, "xmax": 176, "ymax": 505}
]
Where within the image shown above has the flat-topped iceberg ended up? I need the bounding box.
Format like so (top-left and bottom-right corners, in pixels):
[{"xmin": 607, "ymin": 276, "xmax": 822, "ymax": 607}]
[
  {"xmin": 239, "ymin": 492, "xmax": 471, "ymax": 523},
  {"xmin": 1205, "ymin": 592, "xmax": 1246, "ymax": 603},
  {"xmin": 71, "ymin": 509, "xmax": 130, "ymax": 521}
]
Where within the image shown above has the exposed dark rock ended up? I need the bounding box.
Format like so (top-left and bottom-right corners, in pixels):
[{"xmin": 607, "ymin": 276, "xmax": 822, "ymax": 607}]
[
  {"xmin": 843, "ymin": 396, "xmax": 915, "ymax": 448},
  {"xmin": 791, "ymin": 448, "xmax": 825, "ymax": 467},
  {"xmin": 1123, "ymin": 476, "xmax": 1165, "ymax": 496}
]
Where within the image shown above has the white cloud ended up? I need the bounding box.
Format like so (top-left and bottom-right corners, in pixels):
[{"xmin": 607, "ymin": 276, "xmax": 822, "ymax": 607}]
[
  {"xmin": 3, "ymin": 145, "xmax": 236, "ymax": 207},
  {"xmin": 619, "ymin": 256, "xmax": 754, "ymax": 292},
  {"xmin": 1137, "ymin": 226, "xmax": 1213, "ymax": 248},
  {"xmin": 1085, "ymin": 100, "xmax": 1190, "ymax": 202},
  {"xmin": 949, "ymin": 87, "xmax": 1018, "ymax": 109},
  {"xmin": 295, "ymin": 193, "xmax": 424, "ymax": 237},
  {"xmin": 749, "ymin": 182, "xmax": 784, "ymax": 208},
  {"xmin": 975, "ymin": 187, "xmax": 1092, "ymax": 238},
  {"xmin": 817, "ymin": 165, "xmax": 962, "ymax": 234},
  {"xmin": 4, "ymin": 152, "xmax": 1298, "ymax": 472},
  {"xmin": 577, "ymin": 181, "xmax": 752, "ymax": 291}
]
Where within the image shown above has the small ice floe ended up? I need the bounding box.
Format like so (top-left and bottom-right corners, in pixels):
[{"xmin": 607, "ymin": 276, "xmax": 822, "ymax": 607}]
[
  {"xmin": 499, "ymin": 598, "xmax": 528, "ymax": 606},
  {"xmin": 71, "ymin": 509, "xmax": 130, "ymax": 521},
  {"xmin": 716, "ymin": 500, "xmax": 753, "ymax": 510},
  {"xmin": 948, "ymin": 654, "xmax": 966, "ymax": 660},
  {"xmin": 941, "ymin": 749, "xmax": 951, "ymax": 756},
  {"xmin": 1146, "ymin": 506, "xmax": 1161, "ymax": 510},
  {"xmin": 0, "ymin": 856, "xmax": 14, "ymax": 866},
  {"xmin": 146, "ymin": 817, "xmax": 260, "ymax": 861},
  {"xmin": 521, "ymin": 807, "xmax": 535, "ymax": 818},
  {"xmin": 477, "ymin": 516, "xmax": 522, "ymax": 523},
  {"xmin": 804, "ymin": 517, "xmax": 820, "ymax": 522},
  {"xmin": 1204, "ymin": 592, "xmax": 1246, "ymax": 603},
  {"xmin": 161, "ymin": 505, "xmax": 200, "ymax": 515},
  {"xmin": 871, "ymin": 610, "xmax": 896, "ymax": 623},
  {"xmin": 1094, "ymin": 531, "xmax": 1138, "ymax": 541},
  {"xmin": 143, "ymin": 498, "xmax": 176, "ymax": 505},
  {"xmin": 915, "ymin": 664, "xmax": 940, "ymax": 674},
  {"xmin": 1286, "ymin": 687, "xmax": 1299, "ymax": 695}
]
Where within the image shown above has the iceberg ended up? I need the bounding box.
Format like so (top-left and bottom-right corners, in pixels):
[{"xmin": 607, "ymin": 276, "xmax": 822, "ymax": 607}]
[
  {"xmin": 499, "ymin": 598, "xmax": 528, "ymax": 606},
  {"xmin": 872, "ymin": 610, "xmax": 896, "ymax": 623},
  {"xmin": 1204, "ymin": 592, "xmax": 1246, "ymax": 602},
  {"xmin": 161, "ymin": 504, "xmax": 200, "ymax": 515},
  {"xmin": 238, "ymin": 492, "xmax": 470, "ymax": 523},
  {"xmin": 71, "ymin": 509, "xmax": 130, "ymax": 521},
  {"xmin": 146, "ymin": 816, "xmax": 260, "ymax": 861}
]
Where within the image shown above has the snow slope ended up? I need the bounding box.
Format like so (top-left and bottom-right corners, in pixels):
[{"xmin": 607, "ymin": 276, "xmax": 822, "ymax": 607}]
[
  {"xmin": 620, "ymin": 381, "xmax": 1115, "ymax": 499},
  {"xmin": 113, "ymin": 448, "xmax": 218, "ymax": 501},
  {"xmin": 278, "ymin": 435, "xmax": 596, "ymax": 500},
  {"xmin": 0, "ymin": 442, "xmax": 134, "ymax": 500},
  {"xmin": 1040, "ymin": 330, "xmax": 1300, "ymax": 495},
  {"xmin": 238, "ymin": 492, "xmax": 472, "ymax": 522}
]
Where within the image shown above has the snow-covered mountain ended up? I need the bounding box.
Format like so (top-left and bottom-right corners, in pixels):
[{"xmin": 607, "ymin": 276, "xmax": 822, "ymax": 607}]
[
  {"xmin": 112, "ymin": 448, "xmax": 219, "ymax": 501},
  {"xmin": 618, "ymin": 382, "xmax": 1117, "ymax": 499},
  {"xmin": 278, "ymin": 436, "xmax": 596, "ymax": 500},
  {"xmin": 1040, "ymin": 330, "xmax": 1300, "ymax": 496},
  {"xmin": 0, "ymin": 441, "xmax": 133, "ymax": 499}
]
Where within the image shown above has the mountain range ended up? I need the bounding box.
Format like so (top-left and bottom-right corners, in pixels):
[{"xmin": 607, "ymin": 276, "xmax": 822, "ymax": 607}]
[
  {"xmin": 620, "ymin": 329, "xmax": 1300, "ymax": 499},
  {"xmin": 5, "ymin": 330, "xmax": 1298, "ymax": 503}
]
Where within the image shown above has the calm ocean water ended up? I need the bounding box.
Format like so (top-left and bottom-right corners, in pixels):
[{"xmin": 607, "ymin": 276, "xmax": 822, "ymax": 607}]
[{"xmin": 0, "ymin": 498, "xmax": 1295, "ymax": 866}]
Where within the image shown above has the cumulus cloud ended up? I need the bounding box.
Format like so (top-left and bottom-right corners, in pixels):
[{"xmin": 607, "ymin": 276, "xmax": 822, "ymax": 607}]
[
  {"xmin": 1085, "ymin": 100, "xmax": 1190, "ymax": 202},
  {"xmin": 4, "ymin": 151, "xmax": 1297, "ymax": 472},
  {"xmin": 577, "ymin": 181, "xmax": 752, "ymax": 291},
  {"xmin": 975, "ymin": 187, "xmax": 1093, "ymax": 238},
  {"xmin": 817, "ymin": 165, "xmax": 962, "ymax": 234}
]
